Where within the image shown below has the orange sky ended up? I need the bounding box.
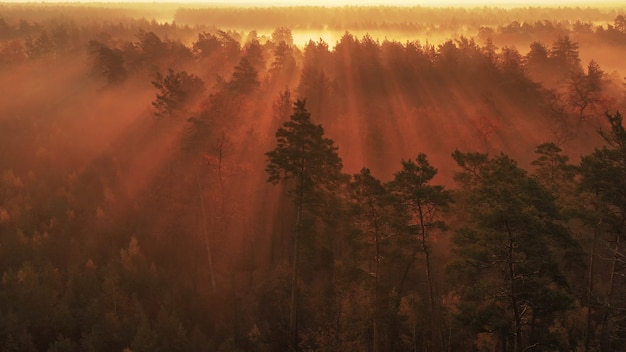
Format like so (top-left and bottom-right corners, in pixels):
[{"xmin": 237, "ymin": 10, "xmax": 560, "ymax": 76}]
[
  {"xmin": 6, "ymin": 0, "xmax": 622, "ymax": 6},
  {"xmin": 215, "ymin": 0, "xmax": 620, "ymax": 5}
]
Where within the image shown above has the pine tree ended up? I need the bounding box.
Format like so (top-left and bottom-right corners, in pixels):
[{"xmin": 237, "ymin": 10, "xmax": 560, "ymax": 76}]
[
  {"xmin": 265, "ymin": 100, "xmax": 343, "ymax": 351},
  {"xmin": 349, "ymin": 168, "xmax": 400, "ymax": 352},
  {"xmin": 151, "ymin": 69, "xmax": 205, "ymax": 118},
  {"xmin": 450, "ymin": 151, "xmax": 577, "ymax": 352},
  {"xmin": 388, "ymin": 153, "xmax": 452, "ymax": 352},
  {"xmin": 579, "ymin": 112, "xmax": 626, "ymax": 350}
]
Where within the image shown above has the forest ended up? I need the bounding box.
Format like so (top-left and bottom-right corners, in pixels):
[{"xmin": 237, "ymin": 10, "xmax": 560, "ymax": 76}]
[{"xmin": 0, "ymin": 3, "xmax": 626, "ymax": 351}]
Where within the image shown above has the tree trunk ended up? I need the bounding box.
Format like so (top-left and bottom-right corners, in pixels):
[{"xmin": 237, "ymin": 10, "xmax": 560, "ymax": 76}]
[
  {"xmin": 396, "ymin": 246, "xmax": 419, "ymax": 310},
  {"xmin": 584, "ymin": 226, "xmax": 597, "ymax": 351},
  {"xmin": 599, "ymin": 232, "xmax": 620, "ymax": 351},
  {"xmin": 417, "ymin": 200, "xmax": 442, "ymax": 352},
  {"xmin": 507, "ymin": 227, "xmax": 522, "ymax": 352},
  {"xmin": 289, "ymin": 197, "xmax": 302, "ymax": 352},
  {"xmin": 198, "ymin": 174, "xmax": 216, "ymax": 293},
  {"xmin": 371, "ymin": 201, "xmax": 381, "ymax": 352}
]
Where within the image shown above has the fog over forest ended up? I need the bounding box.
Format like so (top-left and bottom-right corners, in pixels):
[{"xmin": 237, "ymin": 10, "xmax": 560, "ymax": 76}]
[{"xmin": 1, "ymin": 3, "xmax": 626, "ymax": 352}]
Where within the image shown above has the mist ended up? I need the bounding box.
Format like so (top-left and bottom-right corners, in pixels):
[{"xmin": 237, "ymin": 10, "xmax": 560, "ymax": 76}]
[{"xmin": 1, "ymin": 3, "xmax": 625, "ymax": 351}]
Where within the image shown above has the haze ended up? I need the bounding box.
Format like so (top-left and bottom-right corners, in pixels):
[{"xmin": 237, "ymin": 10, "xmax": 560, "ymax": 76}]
[
  {"xmin": 0, "ymin": 2, "xmax": 625, "ymax": 352},
  {"xmin": 4, "ymin": 0, "xmax": 625, "ymax": 6}
]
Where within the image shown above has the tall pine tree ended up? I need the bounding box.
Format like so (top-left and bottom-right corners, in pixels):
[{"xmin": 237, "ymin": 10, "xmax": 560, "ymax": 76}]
[
  {"xmin": 449, "ymin": 151, "xmax": 577, "ymax": 352},
  {"xmin": 265, "ymin": 100, "xmax": 343, "ymax": 351}
]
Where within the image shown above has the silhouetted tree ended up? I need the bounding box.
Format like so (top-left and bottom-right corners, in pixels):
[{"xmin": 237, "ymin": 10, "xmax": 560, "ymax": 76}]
[
  {"xmin": 566, "ymin": 60, "xmax": 606, "ymax": 120},
  {"xmin": 388, "ymin": 154, "xmax": 452, "ymax": 352},
  {"xmin": 88, "ymin": 40, "xmax": 127, "ymax": 85},
  {"xmin": 531, "ymin": 142, "xmax": 576, "ymax": 193},
  {"xmin": 297, "ymin": 39, "xmax": 333, "ymax": 119},
  {"xmin": 614, "ymin": 15, "xmax": 626, "ymax": 33},
  {"xmin": 242, "ymin": 39, "xmax": 265, "ymax": 74},
  {"xmin": 192, "ymin": 32, "xmax": 221, "ymax": 58},
  {"xmin": 450, "ymin": 151, "xmax": 577, "ymax": 352},
  {"xmin": 273, "ymin": 88, "xmax": 293, "ymax": 122},
  {"xmin": 152, "ymin": 68, "xmax": 205, "ymax": 118},
  {"xmin": 137, "ymin": 30, "xmax": 166, "ymax": 68},
  {"xmin": 270, "ymin": 41, "xmax": 297, "ymax": 85},
  {"xmin": 265, "ymin": 100, "xmax": 344, "ymax": 351},
  {"xmin": 227, "ymin": 57, "xmax": 260, "ymax": 95},
  {"xmin": 271, "ymin": 27, "xmax": 294, "ymax": 47},
  {"xmin": 349, "ymin": 167, "xmax": 403, "ymax": 352},
  {"xmin": 579, "ymin": 112, "xmax": 626, "ymax": 351},
  {"xmin": 550, "ymin": 35, "xmax": 581, "ymax": 76}
]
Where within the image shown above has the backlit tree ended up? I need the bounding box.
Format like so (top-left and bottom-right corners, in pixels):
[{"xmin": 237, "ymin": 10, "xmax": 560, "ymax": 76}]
[{"xmin": 265, "ymin": 100, "xmax": 344, "ymax": 351}]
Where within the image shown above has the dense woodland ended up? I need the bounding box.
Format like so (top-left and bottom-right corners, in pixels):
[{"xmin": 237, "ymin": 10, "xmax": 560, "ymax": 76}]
[{"xmin": 1, "ymin": 3, "xmax": 626, "ymax": 352}]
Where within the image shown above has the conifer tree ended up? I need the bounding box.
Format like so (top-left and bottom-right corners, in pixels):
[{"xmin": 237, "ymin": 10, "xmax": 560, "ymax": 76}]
[
  {"xmin": 265, "ymin": 100, "xmax": 343, "ymax": 351},
  {"xmin": 349, "ymin": 168, "xmax": 398, "ymax": 352},
  {"xmin": 579, "ymin": 112, "xmax": 626, "ymax": 350},
  {"xmin": 388, "ymin": 153, "xmax": 452, "ymax": 352},
  {"xmin": 450, "ymin": 151, "xmax": 577, "ymax": 352}
]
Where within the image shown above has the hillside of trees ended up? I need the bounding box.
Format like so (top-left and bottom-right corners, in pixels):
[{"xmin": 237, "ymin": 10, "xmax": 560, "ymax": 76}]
[{"xmin": 1, "ymin": 3, "xmax": 626, "ymax": 351}]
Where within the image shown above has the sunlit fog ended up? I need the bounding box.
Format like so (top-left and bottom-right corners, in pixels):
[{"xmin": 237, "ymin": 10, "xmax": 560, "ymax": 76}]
[{"xmin": 0, "ymin": 2, "xmax": 625, "ymax": 351}]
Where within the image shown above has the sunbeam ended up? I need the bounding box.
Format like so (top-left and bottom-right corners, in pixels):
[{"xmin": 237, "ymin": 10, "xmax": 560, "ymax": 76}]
[{"xmin": 1, "ymin": 3, "xmax": 625, "ymax": 351}]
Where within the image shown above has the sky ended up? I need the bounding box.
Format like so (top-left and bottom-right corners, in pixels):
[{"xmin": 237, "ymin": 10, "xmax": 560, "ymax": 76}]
[
  {"xmin": 161, "ymin": 0, "xmax": 619, "ymax": 8},
  {"xmin": 216, "ymin": 0, "xmax": 612, "ymax": 5},
  {"xmin": 5, "ymin": 0, "xmax": 620, "ymax": 5}
]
